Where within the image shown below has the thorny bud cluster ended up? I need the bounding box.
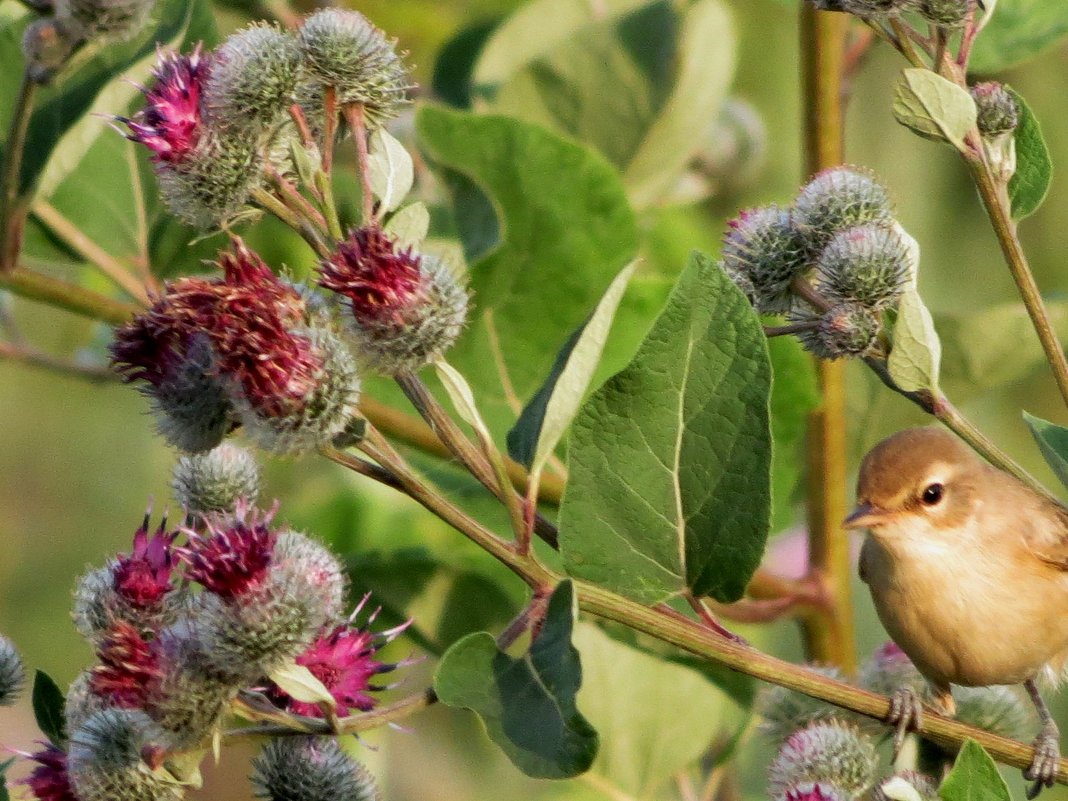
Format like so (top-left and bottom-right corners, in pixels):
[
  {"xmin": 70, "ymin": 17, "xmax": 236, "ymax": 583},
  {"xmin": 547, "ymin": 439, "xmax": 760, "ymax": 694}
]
[
  {"xmin": 11, "ymin": 489, "xmax": 409, "ymax": 801},
  {"xmin": 804, "ymin": 0, "xmax": 975, "ymax": 27},
  {"xmin": 118, "ymin": 8, "xmax": 411, "ymax": 228},
  {"xmin": 721, "ymin": 166, "xmax": 911, "ymax": 360},
  {"xmin": 757, "ymin": 642, "xmax": 1033, "ymax": 801}
]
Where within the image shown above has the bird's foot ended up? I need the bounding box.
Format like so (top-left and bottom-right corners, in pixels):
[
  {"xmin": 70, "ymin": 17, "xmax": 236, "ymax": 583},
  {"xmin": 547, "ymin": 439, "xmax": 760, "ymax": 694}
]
[
  {"xmin": 1024, "ymin": 720, "xmax": 1060, "ymax": 799},
  {"xmin": 887, "ymin": 686, "xmax": 924, "ymax": 760}
]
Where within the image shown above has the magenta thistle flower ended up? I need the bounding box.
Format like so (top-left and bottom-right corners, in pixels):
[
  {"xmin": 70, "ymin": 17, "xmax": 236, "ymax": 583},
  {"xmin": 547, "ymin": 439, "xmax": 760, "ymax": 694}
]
[
  {"xmin": 89, "ymin": 622, "xmax": 161, "ymax": 708},
  {"xmin": 319, "ymin": 226, "xmax": 424, "ymax": 324},
  {"xmin": 111, "ymin": 241, "xmax": 323, "ymax": 420},
  {"xmin": 270, "ymin": 596, "xmax": 412, "ymax": 716},
  {"xmin": 179, "ymin": 504, "xmax": 277, "ymax": 599},
  {"xmin": 112, "ymin": 514, "xmax": 178, "ymax": 609},
  {"xmin": 21, "ymin": 744, "xmax": 79, "ymax": 801},
  {"xmin": 122, "ymin": 46, "xmax": 210, "ymax": 165}
]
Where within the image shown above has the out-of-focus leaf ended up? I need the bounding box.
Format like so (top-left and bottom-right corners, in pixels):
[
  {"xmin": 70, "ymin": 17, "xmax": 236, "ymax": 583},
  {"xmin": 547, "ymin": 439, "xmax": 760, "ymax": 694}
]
[
  {"xmin": 938, "ymin": 739, "xmax": 1011, "ymax": 801},
  {"xmin": 575, "ymin": 622, "xmax": 745, "ymax": 799},
  {"xmin": 431, "ymin": 19, "xmax": 500, "ymax": 108},
  {"xmin": 892, "ymin": 68, "xmax": 976, "ymax": 151},
  {"xmin": 970, "ymin": 0, "xmax": 1068, "ymax": 73},
  {"xmin": 1023, "ymin": 411, "xmax": 1068, "ymax": 491},
  {"xmin": 1007, "ymin": 88, "xmax": 1052, "ymax": 220},
  {"xmin": 768, "ymin": 335, "xmax": 819, "ymax": 531},
  {"xmin": 32, "ymin": 670, "xmax": 66, "ymax": 747},
  {"xmin": 559, "ymin": 253, "xmax": 772, "ymax": 605},
  {"xmin": 507, "ymin": 261, "xmax": 636, "ymax": 473},
  {"xmin": 475, "ymin": 0, "xmax": 735, "ymax": 208},
  {"xmin": 434, "ymin": 581, "xmax": 598, "ymax": 779},
  {"xmin": 416, "ymin": 105, "xmax": 639, "ymax": 438},
  {"xmin": 383, "ymin": 202, "xmax": 430, "ymax": 248},
  {"xmin": 0, "ymin": 757, "xmax": 13, "ymax": 801}
]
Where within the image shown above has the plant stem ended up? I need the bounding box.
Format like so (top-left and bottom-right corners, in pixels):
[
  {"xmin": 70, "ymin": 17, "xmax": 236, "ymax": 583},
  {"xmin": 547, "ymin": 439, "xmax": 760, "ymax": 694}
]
[
  {"xmin": 395, "ymin": 372, "xmax": 559, "ymax": 548},
  {"xmin": 356, "ymin": 396, "xmax": 565, "ymax": 503},
  {"xmin": 228, "ymin": 688, "xmax": 437, "ymax": 738},
  {"xmin": 343, "ymin": 104, "xmax": 375, "ymax": 223},
  {"xmin": 799, "ymin": 5, "xmax": 857, "ymax": 673},
  {"xmin": 249, "ymin": 187, "xmax": 332, "ymax": 259},
  {"xmin": 0, "ymin": 72, "xmax": 38, "ymax": 273},
  {"xmin": 32, "ymin": 199, "xmax": 150, "ymax": 305},
  {"xmin": 0, "ymin": 266, "xmax": 139, "ymax": 325},
  {"xmin": 966, "ymin": 159, "xmax": 1068, "ymax": 411},
  {"xmin": 0, "ymin": 341, "xmax": 116, "ymax": 382}
]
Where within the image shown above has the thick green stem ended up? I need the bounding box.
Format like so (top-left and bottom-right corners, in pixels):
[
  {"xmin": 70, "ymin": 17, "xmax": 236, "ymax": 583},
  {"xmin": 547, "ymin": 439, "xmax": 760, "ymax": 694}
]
[
  {"xmin": 799, "ymin": 5, "xmax": 857, "ymax": 673},
  {"xmin": 0, "ymin": 72, "xmax": 38, "ymax": 273},
  {"xmin": 250, "ymin": 187, "xmax": 332, "ymax": 259},
  {"xmin": 966, "ymin": 159, "xmax": 1068, "ymax": 411},
  {"xmin": 0, "ymin": 266, "xmax": 139, "ymax": 325}
]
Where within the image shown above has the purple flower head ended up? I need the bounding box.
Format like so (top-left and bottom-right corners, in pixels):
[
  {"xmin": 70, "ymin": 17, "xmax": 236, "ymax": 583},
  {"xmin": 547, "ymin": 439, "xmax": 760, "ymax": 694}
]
[
  {"xmin": 21, "ymin": 744, "xmax": 78, "ymax": 801},
  {"xmin": 179, "ymin": 502, "xmax": 277, "ymax": 599},
  {"xmin": 123, "ymin": 46, "xmax": 210, "ymax": 164},
  {"xmin": 89, "ymin": 621, "xmax": 161, "ymax": 708},
  {"xmin": 112, "ymin": 513, "xmax": 178, "ymax": 609},
  {"xmin": 319, "ymin": 226, "xmax": 424, "ymax": 325}
]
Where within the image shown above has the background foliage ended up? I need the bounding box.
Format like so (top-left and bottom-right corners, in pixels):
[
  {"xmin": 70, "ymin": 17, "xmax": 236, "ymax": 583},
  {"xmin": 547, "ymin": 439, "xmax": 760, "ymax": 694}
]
[{"xmin": 2, "ymin": 0, "xmax": 1068, "ymax": 799}]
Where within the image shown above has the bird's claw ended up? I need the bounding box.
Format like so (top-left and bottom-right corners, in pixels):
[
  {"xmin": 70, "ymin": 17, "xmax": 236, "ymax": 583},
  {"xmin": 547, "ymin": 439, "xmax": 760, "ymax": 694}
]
[
  {"xmin": 886, "ymin": 686, "xmax": 924, "ymax": 760},
  {"xmin": 1024, "ymin": 721, "xmax": 1060, "ymax": 799}
]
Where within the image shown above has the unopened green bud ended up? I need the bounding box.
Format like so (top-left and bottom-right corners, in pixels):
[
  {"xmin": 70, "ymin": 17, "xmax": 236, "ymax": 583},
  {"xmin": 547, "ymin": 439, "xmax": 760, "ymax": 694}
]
[
  {"xmin": 148, "ymin": 339, "xmax": 236, "ymax": 454},
  {"xmin": 251, "ymin": 736, "xmax": 380, "ymax": 801},
  {"xmin": 815, "ymin": 224, "xmax": 910, "ymax": 309},
  {"xmin": 298, "ymin": 8, "xmax": 411, "ymax": 129},
  {"xmin": 791, "ymin": 302, "xmax": 881, "ymax": 359},
  {"xmin": 971, "ymin": 82, "xmax": 1019, "ymax": 137},
  {"xmin": 841, "ymin": 0, "xmax": 917, "ymax": 17},
  {"xmin": 872, "ymin": 772, "xmax": 940, "ymax": 801},
  {"xmin": 953, "ymin": 685, "xmax": 1033, "ymax": 741},
  {"xmin": 0, "ymin": 634, "xmax": 24, "ymax": 706},
  {"xmin": 794, "ymin": 167, "xmax": 895, "ymax": 255},
  {"xmin": 859, "ymin": 642, "xmax": 927, "ymax": 699},
  {"xmin": 172, "ymin": 444, "xmax": 261, "ymax": 516},
  {"xmin": 68, "ymin": 709, "xmax": 183, "ymax": 801},
  {"xmin": 65, "ymin": 670, "xmax": 114, "ymax": 736},
  {"xmin": 768, "ymin": 721, "xmax": 877, "ymax": 799},
  {"xmin": 721, "ymin": 206, "xmax": 809, "ymax": 315},
  {"xmin": 917, "ymin": 0, "xmax": 970, "ymax": 27},
  {"xmin": 155, "ymin": 133, "xmax": 262, "ymax": 229},
  {"xmin": 758, "ymin": 666, "xmax": 864, "ymax": 744},
  {"xmin": 56, "ymin": 0, "xmax": 155, "ymax": 40},
  {"xmin": 205, "ymin": 23, "xmax": 302, "ymax": 136}
]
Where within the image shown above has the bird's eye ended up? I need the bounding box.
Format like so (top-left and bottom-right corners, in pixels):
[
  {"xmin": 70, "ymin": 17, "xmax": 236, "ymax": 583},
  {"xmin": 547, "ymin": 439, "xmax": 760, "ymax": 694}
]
[{"xmin": 921, "ymin": 483, "xmax": 944, "ymax": 506}]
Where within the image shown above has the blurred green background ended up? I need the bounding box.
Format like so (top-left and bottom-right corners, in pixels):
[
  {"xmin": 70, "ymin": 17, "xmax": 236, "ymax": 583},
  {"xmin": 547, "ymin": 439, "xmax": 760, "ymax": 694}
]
[{"xmin": 3, "ymin": 0, "xmax": 1068, "ymax": 798}]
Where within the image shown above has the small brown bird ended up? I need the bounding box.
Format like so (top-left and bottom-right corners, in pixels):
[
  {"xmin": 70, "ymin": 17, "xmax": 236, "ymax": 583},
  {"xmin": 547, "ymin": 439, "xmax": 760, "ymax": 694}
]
[{"xmin": 846, "ymin": 427, "xmax": 1068, "ymax": 796}]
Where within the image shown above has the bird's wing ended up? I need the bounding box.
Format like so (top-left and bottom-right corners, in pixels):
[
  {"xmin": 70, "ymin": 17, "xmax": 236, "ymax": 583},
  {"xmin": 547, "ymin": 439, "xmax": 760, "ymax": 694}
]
[{"xmin": 1022, "ymin": 497, "xmax": 1068, "ymax": 570}]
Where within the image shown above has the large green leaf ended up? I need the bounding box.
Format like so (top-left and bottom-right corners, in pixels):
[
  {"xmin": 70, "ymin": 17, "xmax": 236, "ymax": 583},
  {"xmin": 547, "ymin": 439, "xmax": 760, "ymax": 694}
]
[
  {"xmin": 1007, "ymin": 88, "xmax": 1052, "ymax": 220},
  {"xmin": 970, "ymin": 0, "xmax": 1068, "ymax": 73},
  {"xmin": 938, "ymin": 739, "xmax": 1011, "ymax": 801},
  {"xmin": 1023, "ymin": 412, "xmax": 1068, "ymax": 492},
  {"xmin": 559, "ymin": 253, "xmax": 772, "ymax": 605},
  {"xmin": 415, "ymin": 105, "xmax": 639, "ymax": 437},
  {"xmin": 434, "ymin": 580, "xmax": 599, "ymax": 779},
  {"xmin": 574, "ymin": 622, "xmax": 745, "ymax": 799}
]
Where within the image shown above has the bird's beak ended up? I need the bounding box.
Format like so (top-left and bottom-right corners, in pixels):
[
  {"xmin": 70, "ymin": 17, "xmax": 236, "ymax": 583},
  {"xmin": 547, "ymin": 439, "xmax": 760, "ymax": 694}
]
[{"xmin": 843, "ymin": 503, "xmax": 892, "ymax": 530}]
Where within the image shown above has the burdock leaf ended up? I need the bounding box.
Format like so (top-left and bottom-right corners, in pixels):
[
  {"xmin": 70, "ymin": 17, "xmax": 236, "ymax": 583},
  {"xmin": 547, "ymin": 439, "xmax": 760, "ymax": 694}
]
[
  {"xmin": 32, "ymin": 670, "xmax": 66, "ymax": 747},
  {"xmin": 1008, "ymin": 88, "xmax": 1052, "ymax": 220},
  {"xmin": 938, "ymin": 739, "xmax": 1011, "ymax": 801},
  {"xmin": 558, "ymin": 252, "xmax": 772, "ymax": 605},
  {"xmin": 892, "ymin": 68, "xmax": 976, "ymax": 152},
  {"xmin": 434, "ymin": 580, "xmax": 598, "ymax": 779},
  {"xmin": 888, "ymin": 288, "xmax": 941, "ymax": 393}
]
